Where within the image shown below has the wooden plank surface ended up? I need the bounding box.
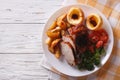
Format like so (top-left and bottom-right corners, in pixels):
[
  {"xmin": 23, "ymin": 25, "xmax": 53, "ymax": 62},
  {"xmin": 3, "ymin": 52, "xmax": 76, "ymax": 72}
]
[
  {"xmin": 0, "ymin": 24, "xmax": 44, "ymax": 53},
  {"xmin": 0, "ymin": 0, "xmax": 63, "ymax": 79},
  {"xmin": 0, "ymin": 54, "xmax": 49, "ymax": 80},
  {"xmin": 0, "ymin": 0, "xmax": 62, "ymax": 23}
]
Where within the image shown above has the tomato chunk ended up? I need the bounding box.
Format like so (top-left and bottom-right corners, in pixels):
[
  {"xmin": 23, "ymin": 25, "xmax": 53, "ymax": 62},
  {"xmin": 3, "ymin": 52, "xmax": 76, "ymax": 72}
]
[{"xmin": 96, "ymin": 41, "xmax": 103, "ymax": 48}]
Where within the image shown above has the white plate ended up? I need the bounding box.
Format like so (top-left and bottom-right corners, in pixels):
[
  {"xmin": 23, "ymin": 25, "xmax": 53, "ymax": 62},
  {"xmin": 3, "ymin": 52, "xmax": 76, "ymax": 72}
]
[{"xmin": 42, "ymin": 4, "xmax": 114, "ymax": 77}]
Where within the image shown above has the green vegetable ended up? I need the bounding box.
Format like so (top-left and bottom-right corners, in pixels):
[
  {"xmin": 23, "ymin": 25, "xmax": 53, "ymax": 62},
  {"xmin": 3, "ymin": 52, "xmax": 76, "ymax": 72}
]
[
  {"xmin": 94, "ymin": 57, "xmax": 100, "ymax": 65},
  {"xmin": 100, "ymin": 47, "xmax": 106, "ymax": 55},
  {"xmin": 78, "ymin": 50, "xmax": 95, "ymax": 71},
  {"xmin": 77, "ymin": 47, "xmax": 106, "ymax": 71}
]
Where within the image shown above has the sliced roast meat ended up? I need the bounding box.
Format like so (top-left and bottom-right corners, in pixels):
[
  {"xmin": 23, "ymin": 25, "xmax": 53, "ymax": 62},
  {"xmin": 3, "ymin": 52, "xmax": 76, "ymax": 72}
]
[
  {"xmin": 60, "ymin": 41, "xmax": 76, "ymax": 66},
  {"xmin": 62, "ymin": 35, "xmax": 76, "ymax": 53}
]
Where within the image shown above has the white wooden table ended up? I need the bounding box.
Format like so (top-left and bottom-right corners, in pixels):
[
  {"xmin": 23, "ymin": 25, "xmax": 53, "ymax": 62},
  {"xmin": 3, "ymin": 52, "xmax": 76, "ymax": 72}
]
[{"xmin": 0, "ymin": 0, "xmax": 62, "ymax": 79}]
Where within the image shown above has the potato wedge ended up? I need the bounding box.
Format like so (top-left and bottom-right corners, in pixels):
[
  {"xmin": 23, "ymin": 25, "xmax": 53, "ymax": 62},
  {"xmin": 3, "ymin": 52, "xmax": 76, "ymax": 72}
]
[
  {"xmin": 61, "ymin": 30, "xmax": 65, "ymax": 36},
  {"xmin": 48, "ymin": 46, "xmax": 54, "ymax": 53},
  {"xmin": 57, "ymin": 14, "xmax": 67, "ymax": 24},
  {"xmin": 51, "ymin": 27, "xmax": 61, "ymax": 32},
  {"xmin": 51, "ymin": 39, "xmax": 61, "ymax": 49},
  {"xmin": 57, "ymin": 14, "xmax": 67, "ymax": 30},
  {"xmin": 46, "ymin": 31, "xmax": 60, "ymax": 39},
  {"xmin": 45, "ymin": 38, "xmax": 53, "ymax": 47},
  {"xmin": 48, "ymin": 21, "xmax": 57, "ymax": 30},
  {"xmin": 54, "ymin": 46, "xmax": 61, "ymax": 58},
  {"xmin": 58, "ymin": 21, "xmax": 67, "ymax": 30},
  {"xmin": 55, "ymin": 50, "xmax": 61, "ymax": 58},
  {"xmin": 48, "ymin": 39, "xmax": 61, "ymax": 54}
]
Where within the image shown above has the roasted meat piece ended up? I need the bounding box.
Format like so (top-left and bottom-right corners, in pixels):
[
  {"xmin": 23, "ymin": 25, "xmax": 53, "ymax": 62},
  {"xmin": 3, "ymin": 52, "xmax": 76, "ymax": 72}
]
[
  {"xmin": 62, "ymin": 35, "xmax": 76, "ymax": 53},
  {"xmin": 60, "ymin": 42, "xmax": 76, "ymax": 66}
]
